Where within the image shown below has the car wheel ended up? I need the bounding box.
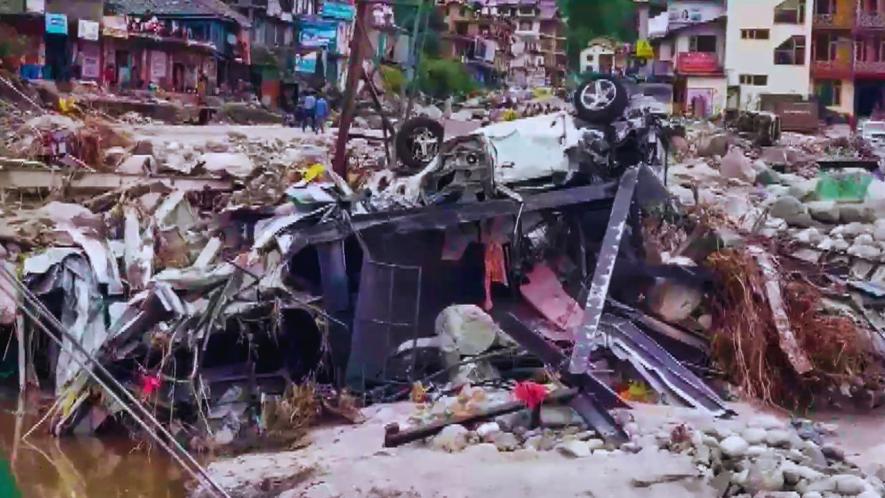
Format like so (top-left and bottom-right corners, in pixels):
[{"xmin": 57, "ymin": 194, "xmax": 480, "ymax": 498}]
[
  {"xmin": 574, "ymin": 76, "xmax": 629, "ymax": 124},
  {"xmin": 396, "ymin": 117, "xmax": 444, "ymax": 169}
]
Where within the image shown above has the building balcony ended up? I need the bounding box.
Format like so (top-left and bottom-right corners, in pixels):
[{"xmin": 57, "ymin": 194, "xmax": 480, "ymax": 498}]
[
  {"xmin": 857, "ymin": 11, "xmax": 885, "ymax": 30},
  {"xmin": 811, "ymin": 58, "xmax": 853, "ymax": 79},
  {"xmin": 855, "ymin": 59, "xmax": 885, "ymax": 76},
  {"xmin": 813, "ymin": 12, "xmax": 854, "ymax": 30}
]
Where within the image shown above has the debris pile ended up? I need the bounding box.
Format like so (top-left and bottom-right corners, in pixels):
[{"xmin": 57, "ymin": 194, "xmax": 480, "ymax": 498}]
[{"xmin": 1, "ymin": 71, "xmax": 885, "ymax": 498}]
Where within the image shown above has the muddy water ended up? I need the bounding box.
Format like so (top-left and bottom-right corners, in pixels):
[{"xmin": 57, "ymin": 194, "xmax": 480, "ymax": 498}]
[{"xmin": 0, "ymin": 389, "xmax": 188, "ymax": 498}]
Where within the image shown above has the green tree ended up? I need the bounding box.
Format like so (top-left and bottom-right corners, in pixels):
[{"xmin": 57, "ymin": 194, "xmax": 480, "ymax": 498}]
[
  {"xmin": 558, "ymin": 0, "xmax": 636, "ymax": 69},
  {"xmin": 417, "ymin": 57, "xmax": 476, "ymax": 99}
]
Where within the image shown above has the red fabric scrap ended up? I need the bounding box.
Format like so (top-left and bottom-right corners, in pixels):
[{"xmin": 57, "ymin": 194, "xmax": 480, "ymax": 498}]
[{"xmin": 513, "ymin": 381, "xmax": 547, "ymax": 409}]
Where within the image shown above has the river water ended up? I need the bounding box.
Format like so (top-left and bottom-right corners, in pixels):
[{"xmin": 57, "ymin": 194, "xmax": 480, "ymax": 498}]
[{"xmin": 0, "ymin": 389, "xmax": 188, "ymax": 498}]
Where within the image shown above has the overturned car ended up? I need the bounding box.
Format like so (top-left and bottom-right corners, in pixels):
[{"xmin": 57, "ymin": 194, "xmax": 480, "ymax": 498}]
[{"xmin": 374, "ymin": 77, "xmax": 675, "ymax": 207}]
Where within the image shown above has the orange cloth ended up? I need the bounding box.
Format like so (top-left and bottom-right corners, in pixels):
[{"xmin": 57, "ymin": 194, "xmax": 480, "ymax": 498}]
[{"xmin": 483, "ymin": 242, "xmax": 507, "ymax": 310}]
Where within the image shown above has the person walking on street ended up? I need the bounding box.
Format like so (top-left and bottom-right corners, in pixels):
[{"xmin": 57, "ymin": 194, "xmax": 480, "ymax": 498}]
[
  {"xmin": 314, "ymin": 95, "xmax": 329, "ymax": 134},
  {"xmin": 303, "ymin": 92, "xmax": 316, "ymax": 132}
]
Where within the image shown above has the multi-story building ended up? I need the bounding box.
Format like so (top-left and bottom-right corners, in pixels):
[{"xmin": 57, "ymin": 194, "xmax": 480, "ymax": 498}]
[
  {"xmin": 725, "ymin": 0, "xmax": 814, "ymax": 110},
  {"xmin": 104, "ymin": 0, "xmax": 250, "ymax": 93},
  {"xmin": 812, "ymin": 0, "xmax": 885, "ymax": 117},
  {"xmin": 437, "ymin": 0, "xmax": 565, "ymax": 88},
  {"xmin": 641, "ymin": 0, "xmax": 729, "ymax": 117}
]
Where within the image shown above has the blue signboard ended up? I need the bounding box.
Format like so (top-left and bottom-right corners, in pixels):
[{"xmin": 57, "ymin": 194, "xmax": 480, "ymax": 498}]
[
  {"xmin": 321, "ymin": 1, "xmax": 355, "ymax": 21},
  {"xmin": 295, "ymin": 52, "xmax": 317, "ymax": 74},
  {"xmin": 45, "ymin": 12, "xmax": 68, "ymax": 35},
  {"xmin": 299, "ymin": 20, "xmax": 337, "ymax": 49}
]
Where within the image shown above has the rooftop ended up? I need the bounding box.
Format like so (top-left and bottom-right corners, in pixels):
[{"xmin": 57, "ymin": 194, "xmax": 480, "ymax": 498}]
[{"xmin": 108, "ymin": 0, "xmax": 251, "ymax": 27}]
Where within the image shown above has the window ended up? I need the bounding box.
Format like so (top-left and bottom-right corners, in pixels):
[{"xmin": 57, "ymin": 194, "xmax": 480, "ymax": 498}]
[
  {"xmin": 816, "ymin": 0, "xmax": 835, "ymax": 15},
  {"xmin": 740, "ymin": 74, "xmax": 768, "ymax": 86},
  {"xmin": 774, "ymin": 0, "xmax": 807, "ymax": 24},
  {"xmin": 689, "ymin": 35, "xmax": 717, "ymax": 53},
  {"xmin": 816, "ymin": 80, "xmax": 842, "ymax": 106},
  {"xmin": 459, "ymin": 6, "xmax": 467, "ymax": 17},
  {"xmin": 856, "ymin": 39, "xmax": 867, "ymax": 61},
  {"xmin": 774, "ymin": 35, "xmax": 806, "ymax": 64},
  {"xmin": 455, "ymin": 21, "xmax": 469, "ymax": 35},
  {"xmin": 518, "ymin": 20, "xmax": 533, "ymax": 31},
  {"xmin": 814, "ymin": 34, "xmax": 838, "ymax": 61},
  {"xmin": 741, "ymin": 29, "xmax": 770, "ymax": 40},
  {"xmin": 518, "ymin": 6, "xmax": 535, "ymax": 16}
]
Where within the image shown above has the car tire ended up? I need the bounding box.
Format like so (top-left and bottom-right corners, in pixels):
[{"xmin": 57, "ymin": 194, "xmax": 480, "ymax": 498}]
[
  {"xmin": 396, "ymin": 117, "xmax": 444, "ymax": 169},
  {"xmin": 574, "ymin": 76, "xmax": 629, "ymax": 124}
]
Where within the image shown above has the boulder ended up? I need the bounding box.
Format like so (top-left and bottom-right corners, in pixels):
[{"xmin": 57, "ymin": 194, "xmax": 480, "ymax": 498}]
[
  {"xmin": 793, "ymin": 228, "xmax": 823, "ymax": 245},
  {"xmin": 432, "ymin": 424, "xmax": 470, "ymax": 452},
  {"xmin": 491, "ymin": 431, "xmax": 520, "ymax": 452},
  {"xmin": 873, "ymin": 220, "xmax": 885, "ymax": 242},
  {"xmin": 840, "ymin": 203, "xmax": 877, "ymax": 223},
  {"xmin": 765, "ymin": 429, "xmax": 793, "ymax": 448},
  {"xmin": 833, "ymin": 474, "xmax": 867, "ymax": 495},
  {"xmin": 646, "ymin": 280, "xmax": 703, "ymax": 322},
  {"xmin": 743, "ymin": 427, "xmax": 768, "ymax": 445},
  {"xmin": 847, "ymin": 243, "xmax": 882, "ymax": 260},
  {"xmin": 746, "ymin": 454, "xmax": 785, "ymax": 493},
  {"xmin": 586, "ymin": 439, "xmax": 605, "ymax": 451},
  {"xmin": 476, "ymin": 422, "xmax": 501, "ymax": 440},
  {"xmin": 770, "ymin": 196, "xmax": 813, "ymax": 227},
  {"xmin": 821, "ymin": 444, "xmax": 845, "ymax": 462},
  {"xmin": 698, "ymin": 133, "xmax": 731, "ymax": 157},
  {"xmin": 788, "ymin": 178, "xmax": 819, "ymax": 202},
  {"xmin": 557, "ymin": 440, "xmax": 591, "ymax": 458},
  {"xmin": 435, "ymin": 305, "xmax": 503, "ymax": 356},
  {"xmin": 806, "ymin": 201, "xmax": 840, "ymax": 224},
  {"xmin": 720, "ymin": 435, "xmax": 750, "ymax": 458},
  {"xmin": 720, "ymin": 147, "xmax": 757, "ymax": 183}
]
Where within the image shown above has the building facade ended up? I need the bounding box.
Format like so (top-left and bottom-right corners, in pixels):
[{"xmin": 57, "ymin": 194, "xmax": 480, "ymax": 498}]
[
  {"xmin": 437, "ymin": 0, "xmax": 565, "ymax": 88},
  {"xmin": 812, "ymin": 0, "xmax": 885, "ymax": 117},
  {"xmin": 725, "ymin": 0, "xmax": 814, "ymax": 110},
  {"xmin": 641, "ymin": 0, "xmax": 728, "ymax": 117}
]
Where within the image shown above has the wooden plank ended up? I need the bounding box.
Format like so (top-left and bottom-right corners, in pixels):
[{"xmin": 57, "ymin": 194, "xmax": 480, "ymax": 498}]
[{"xmin": 0, "ymin": 167, "xmax": 233, "ymax": 193}]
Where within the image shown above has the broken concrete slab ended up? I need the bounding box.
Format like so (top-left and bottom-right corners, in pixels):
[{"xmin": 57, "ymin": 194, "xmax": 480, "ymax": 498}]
[
  {"xmin": 199, "ymin": 152, "xmax": 255, "ymax": 178},
  {"xmin": 116, "ymin": 154, "xmax": 157, "ymax": 175}
]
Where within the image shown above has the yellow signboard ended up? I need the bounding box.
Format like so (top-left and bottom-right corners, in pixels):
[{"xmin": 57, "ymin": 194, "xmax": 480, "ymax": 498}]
[{"xmin": 636, "ymin": 39, "xmax": 654, "ymax": 59}]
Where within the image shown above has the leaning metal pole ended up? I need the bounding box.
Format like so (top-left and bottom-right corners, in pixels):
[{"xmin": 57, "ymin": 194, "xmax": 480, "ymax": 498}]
[
  {"xmin": 333, "ymin": 0, "xmax": 371, "ymax": 176},
  {"xmin": 0, "ymin": 266, "xmax": 230, "ymax": 498}
]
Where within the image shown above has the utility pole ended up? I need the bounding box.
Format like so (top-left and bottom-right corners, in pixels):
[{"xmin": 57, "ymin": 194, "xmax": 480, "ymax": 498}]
[{"xmin": 333, "ymin": 0, "xmax": 371, "ymax": 177}]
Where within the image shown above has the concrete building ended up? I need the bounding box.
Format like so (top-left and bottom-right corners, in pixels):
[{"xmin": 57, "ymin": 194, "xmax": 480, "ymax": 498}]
[
  {"xmin": 812, "ymin": 0, "xmax": 885, "ymax": 118},
  {"xmin": 725, "ymin": 0, "xmax": 814, "ymax": 110},
  {"xmin": 640, "ymin": 0, "xmax": 728, "ymax": 117},
  {"xmin": 105, "ymin": 0, "xmax": 251, "ymax": 93},
  {"xmin": 438, "ymin": 0, "xmax": 565, "ymax": 88},
  {"xmin": 580, "ymin": 37, "xmax": 617, "ymax": 74}
]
